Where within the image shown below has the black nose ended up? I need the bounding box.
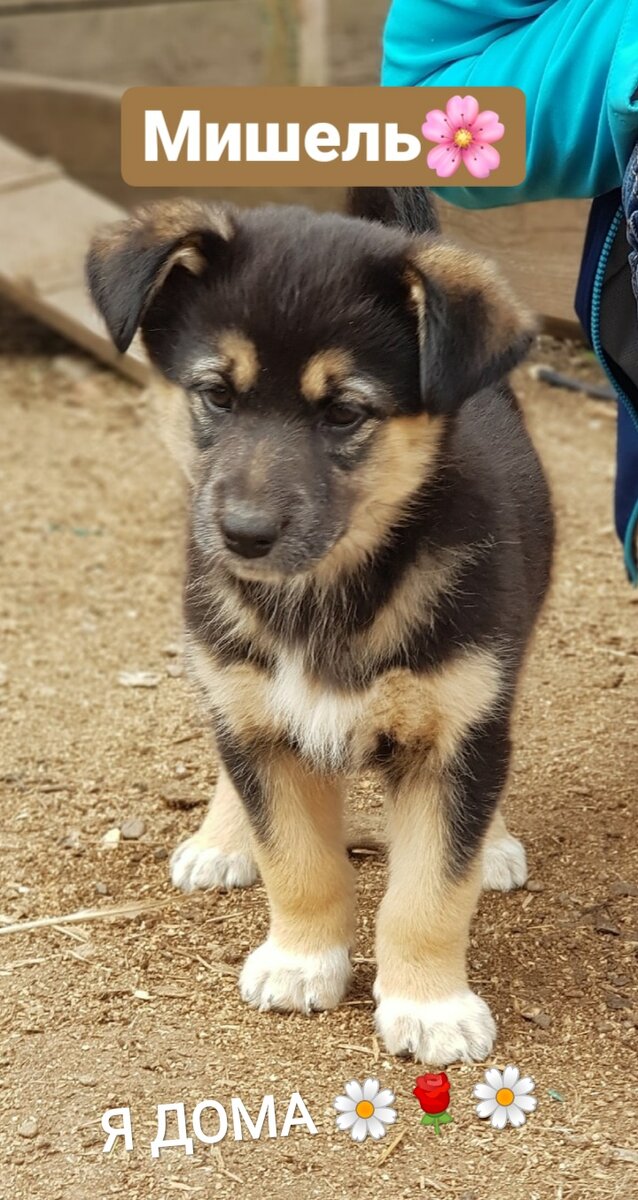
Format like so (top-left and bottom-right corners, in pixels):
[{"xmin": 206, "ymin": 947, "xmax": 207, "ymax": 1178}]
[{"xmin": 220, "ymin": 507, "xmax": 280, "ymax": 559}]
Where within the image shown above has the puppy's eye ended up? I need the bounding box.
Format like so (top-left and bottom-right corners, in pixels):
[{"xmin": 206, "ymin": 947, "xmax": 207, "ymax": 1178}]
[
  {"xmin": 322, "ymin": 402, "xmax": 365, "ymax": 430},
  {"xmin": 197, "ymin": 381, "xmax": 234, "ymax": 412}
]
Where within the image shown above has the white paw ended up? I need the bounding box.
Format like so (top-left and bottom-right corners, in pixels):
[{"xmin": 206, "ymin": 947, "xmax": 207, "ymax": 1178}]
[
  {"xmin": 374, "ymin": 989, "xmax": 496, "ymax": 1065},
  {"xmin": 482, "ymin": 833, "xmax": 528, "ymax": 891},
  {"xmin": 239, "ymin": 939, "xmax": 351, "ymax": 1014},
  {"xmin": 170, "ymin": 838, "xmax": 258, "ymax": 893}
]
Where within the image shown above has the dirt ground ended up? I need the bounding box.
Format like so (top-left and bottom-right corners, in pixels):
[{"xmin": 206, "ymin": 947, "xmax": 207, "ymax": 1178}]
[{"xmin": 0, "ymin": 296, "xmax": 637, "ymax": 1200}]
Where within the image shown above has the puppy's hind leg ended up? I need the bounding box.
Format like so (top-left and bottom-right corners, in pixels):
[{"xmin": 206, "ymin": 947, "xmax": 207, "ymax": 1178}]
[
  {"xmin": 481, "ymin": 807, "xmax": 527, "ymax": 892},
  {"xmin": 171, "ymin": 764, "xmax": 259, "ymax": 893}
]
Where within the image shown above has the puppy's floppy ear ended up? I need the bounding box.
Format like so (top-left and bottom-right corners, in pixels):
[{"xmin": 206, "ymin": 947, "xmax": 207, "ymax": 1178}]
[
  {"xmin": 406, "ymin": 238, "xmax": 536, "ymax": 414},
  {"xmin": 86, "ymin": 199, "xmax": 234, "ymax": 354}
]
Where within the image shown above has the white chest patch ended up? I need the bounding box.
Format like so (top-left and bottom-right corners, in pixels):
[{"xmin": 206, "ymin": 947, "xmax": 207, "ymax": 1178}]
[{"xmin": 266, "ymin": 651, "xmax": 366, "ymax": 771}]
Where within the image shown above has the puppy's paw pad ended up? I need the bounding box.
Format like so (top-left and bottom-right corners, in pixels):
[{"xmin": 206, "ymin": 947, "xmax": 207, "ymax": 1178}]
[
  {"xmin": 482, "ymin": 833, "xmax": 527, "ymax": 891},
  {"xmin": 170, "ymin": 839, "xmax": 258, "ymax": 893},
  {"xmin": 239, "ymin": 940, "xmax": 351, "ymax": 1014},
  {"xmin": 374, "ymin": 990, "xmax": 496, "ymax": 1065}
]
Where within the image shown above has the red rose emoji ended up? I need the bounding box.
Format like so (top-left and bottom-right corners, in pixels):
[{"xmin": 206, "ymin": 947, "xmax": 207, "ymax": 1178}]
[{"xmin": 413, "ymin": 1072, "xmax": 451, "ymax": 1116}]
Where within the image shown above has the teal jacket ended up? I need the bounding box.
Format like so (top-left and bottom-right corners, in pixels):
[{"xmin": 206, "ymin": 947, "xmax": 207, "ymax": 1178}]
[{"xmin": 382, "ymin": 0, "xmax": 638, "ymax": 208}]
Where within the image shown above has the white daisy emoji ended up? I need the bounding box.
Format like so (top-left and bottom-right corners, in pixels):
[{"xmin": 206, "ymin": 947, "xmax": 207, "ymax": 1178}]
[
  {"xmin": 474, "ymin": 1065, "xmax": 537, "ymax": 1129},
  {"xmin": 334, "ymin": 1077, "xmax": 397, "ymax": 1142}
]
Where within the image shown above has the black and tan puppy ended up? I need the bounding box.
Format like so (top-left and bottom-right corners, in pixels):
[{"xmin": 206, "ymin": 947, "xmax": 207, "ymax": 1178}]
[{"xmin": 87, "ymin": 188, "xmax": 553, "ymax": 1065}]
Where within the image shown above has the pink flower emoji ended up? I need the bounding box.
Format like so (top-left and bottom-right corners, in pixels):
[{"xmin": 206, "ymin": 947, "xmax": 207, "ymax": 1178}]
[{"xmin": 422, "ymin": 95, "xmax": 505, "ymax": 179}]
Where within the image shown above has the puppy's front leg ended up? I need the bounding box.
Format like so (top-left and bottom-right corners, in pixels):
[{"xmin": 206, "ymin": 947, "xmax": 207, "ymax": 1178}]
[
  {"xmin": 375, "ymin": 715, "xmax": 511, "ymax": 1064},
  {"xmin": 219, "ymin": 738, "xmax": 355, "ymax": 1014}
]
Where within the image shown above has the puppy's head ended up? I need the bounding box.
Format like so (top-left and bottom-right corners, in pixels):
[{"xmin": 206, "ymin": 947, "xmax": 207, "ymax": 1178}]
[{"xmin": 87, "ymin": 199, "xmax": 534, "ymax": 581}]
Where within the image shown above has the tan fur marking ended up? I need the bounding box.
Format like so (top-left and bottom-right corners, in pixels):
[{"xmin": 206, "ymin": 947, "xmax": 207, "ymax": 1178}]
[
  {"xmin": 376, "ymin": 770, "xmax": 483, "ymax": 1000},
  {"xmin": 217, "ymin": 329, "xmax": 260, "ymax": 392},
  {"xmin": 405, "ymin": 264, "xmax": 427, "ymax": 368},
  {"xmin": 91, "ymin": 199, "xmax": 233, "ymax": 270},
  {"xmin": 252, "ymin": 753, "xmax": 355, "ymax": 955},
  {"xmin": 374, "ymin": 646, "xmax": 505, "ymax": 1002},
  {"xmin": 411, "ymin": 238, "xmax": 535, "ymax": 359},
  {"xmin": 315, "ymin": 411, "xmax": 445, "ymax": 581},
  {"xmin": 183, "ymin": 764, "xmax": 256, "ymax": 859},
  {"xmin": 189, "ymin": 637, "xmax": 502, "ymax": 777},
  {"xmin": 149, "ymin": 374, "xmax": 195, "ymax": 481},
  {"xmin": 358, "ymin": 645, "xmax": 502, "ymax": 766},
  {"xmin": 299, "ymin": 349, "xmax": 354, "ymax": 402},
  {"xmin": 485, "ymin": 806, "xmax": 509, "ymax": 846},
  {"xmin": 138, "ymin": 198, "xmax": 234, "ymax": 246},
  {"xmin": 355, "ymin": 547, "xmax": 462, "ymax": 665},
  {"xmin": 187, "ymin": 641, "xmax": 270, "ymax": 738}
]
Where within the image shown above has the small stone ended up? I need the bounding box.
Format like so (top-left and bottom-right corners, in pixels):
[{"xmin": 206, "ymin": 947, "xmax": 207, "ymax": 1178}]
[
  {"xmin": 101, "ymin": 827, "xmax": 121, "ymax": 849},
  {"xmin": 597, "ymin": 1021, "xmax": 615, "ymax": 1033},
  {"xmin": 94, "ymin": 882, "xmax": 108, "ymax": 896},
  {"xmin": 153, "ymin": 848, "xmax": 168, "ymax": 861},
  {"xmin": 60, "ymin": 829, "xmax": 81, "ymax": 851},
  {"xmin": 595, "ymin": 921, "xmax": 621, "ymax": 936},
  {"xmin": 71, "ymin": 943, "xmax": 94, "ymax": 961},
  {"xmin": 606, "ymin": 992, "xmax": 631, "ymax": 1011},
  {"xmin": 174, "ymin": 763, "xmax": 188, "ymax": 778},
  {"xmin": 166, "ymin": 662, "xmax": 183, "ymax": 678},
  {"xmin": 609, "ymin": 880, "xmax": 638, "ymax": 898},
  {"xmin": 120, "ymin": 818, "xmax": 146, "ymax": 841},
  {"xmin": 525, "ymin": 880, "xmax": 545, "ymax": 893},
  {"xmin": 78, "ymin": 1076, "xmax": 97, "ymax": 1088},
  {"xmin": 601, "ymin": 670, "xmax": 624, "ymax": 689},
  {"xmin": 161, "ymin": 789, "xmax": 200, "ymax": 811},
  {"xmin": 162, "ymin": 642, "xmax": 181, "ymax": 657},
  {"xmin": 118, "ymin": 671, "xmax": 161, "ymax": 689},
  {"xmin": 18, "ymin": 1118, "xmax": 39, "ymax": 1139},
  {"xmin": 522, "ymin": 1009, "xmax": 551, "ymax": 1029},
  {"xmin": 51, "ymin": 354, "xmax": 93, "ymax": 383}
]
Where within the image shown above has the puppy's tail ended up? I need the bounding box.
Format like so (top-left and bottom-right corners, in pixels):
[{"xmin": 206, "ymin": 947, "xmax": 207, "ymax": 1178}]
[{"xmin": 347, "ymin": 187, "xmax": 440, "ymax": 236}]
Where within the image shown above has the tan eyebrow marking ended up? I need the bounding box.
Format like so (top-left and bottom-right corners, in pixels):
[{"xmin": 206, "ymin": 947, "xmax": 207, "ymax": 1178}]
[
  {"xmin": 300, "ymin": 348, "xmax": 354, "ymax": 403},
  {"xmin": 217, "ymin": 329, "xmax": 260, "ymax": 392}
]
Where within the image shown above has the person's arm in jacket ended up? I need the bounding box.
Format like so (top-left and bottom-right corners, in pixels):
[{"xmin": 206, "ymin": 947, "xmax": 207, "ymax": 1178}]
[{"xmin": 382, "ymin": 0, "xmax": 638, "ymax": 208}]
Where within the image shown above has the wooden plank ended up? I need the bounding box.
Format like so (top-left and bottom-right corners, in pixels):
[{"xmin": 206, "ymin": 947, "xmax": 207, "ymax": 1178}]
[
  {"xmin": 298, "ymin": 0, "xmax": 329, "ymax": 86},
  {"xmin": 0, "ymin": 276, "xmax": 149, "ymax": 383},
  {"xmin": 0, "ymin": 135, "xmax": 149, "ymax": 383},
  {"xmin": 439, "ymin": 197, "xmax": 589, "ymax": 332},
  {"xmin": 0, "ymin": 134, "xmax": 60, "ymax": 190},
  {"xmin": 0, "ymin": 172, "xmax": 120, "ymax": 292}
]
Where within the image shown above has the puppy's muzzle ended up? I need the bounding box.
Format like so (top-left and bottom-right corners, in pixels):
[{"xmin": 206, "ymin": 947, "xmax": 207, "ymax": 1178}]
[{"xmin": 220, "ymin": 503, "xmax": 282, "ymax": 560}]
